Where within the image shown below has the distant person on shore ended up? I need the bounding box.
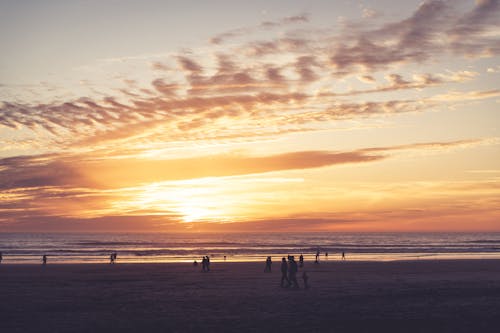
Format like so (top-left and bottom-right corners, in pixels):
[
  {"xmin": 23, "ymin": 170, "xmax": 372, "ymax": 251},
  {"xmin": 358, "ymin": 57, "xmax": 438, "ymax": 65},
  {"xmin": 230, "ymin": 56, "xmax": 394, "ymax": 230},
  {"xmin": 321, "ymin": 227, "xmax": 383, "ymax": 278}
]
[
  {"xmin": 224, "ymin": 255, "xmax": 227, "ymax": 261},
  {"xmin": 315, "ymin": 249, "xmax": 320, "ymax": 264},
  {"xmin": 113, "ymin": 252, "xmax": 117, "ymax": 263},
  {"xmin": 280, "ymin": 257, "xmax": 290, "ymax": 287},
  {"xmin": 264, "ymin": 256, "xmax": 272, "ymax": 272},
  {"xmin": 302, "ymin": 271, "xmax": 310, "ymax": 289},
  {"xmin": 42, "ymin": 254, "xmax": 47, "ymax": 265},
  {"xmin": 110, "ymin": 253, "xmax": 115, "ymax": 264},
  {"xmin": 202, "ymin": 256, "xmax": 210, "ymax": 272},
  {"xmin": 342, "ymin": 251, "xmax": 346, "ymax": 260},
  {"xmin": 325, "ymin": 252, "xmax": 329, "ymax": 260},
  {"xmin": 0, "ymin": 251, "xmax": 2, "ymax": 263},
  {"xmin": 299, "ymin": 254, "xmax": 304, "ymax": 267},
  {"xmin": 288, "ymin": 256, "xmax": 299, "ymax": 289},
  {"xmin": 201, "ymin": 257, "xmax": 207, "ymax": 271}
]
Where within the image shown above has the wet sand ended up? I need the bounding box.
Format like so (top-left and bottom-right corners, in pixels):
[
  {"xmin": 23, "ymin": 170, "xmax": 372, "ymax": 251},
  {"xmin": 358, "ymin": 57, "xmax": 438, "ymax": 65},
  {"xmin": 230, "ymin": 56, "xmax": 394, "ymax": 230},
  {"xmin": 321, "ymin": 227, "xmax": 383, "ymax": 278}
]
[{"xmin": 1, "ymin": 260, "xmax": 500, "ymax": 332}]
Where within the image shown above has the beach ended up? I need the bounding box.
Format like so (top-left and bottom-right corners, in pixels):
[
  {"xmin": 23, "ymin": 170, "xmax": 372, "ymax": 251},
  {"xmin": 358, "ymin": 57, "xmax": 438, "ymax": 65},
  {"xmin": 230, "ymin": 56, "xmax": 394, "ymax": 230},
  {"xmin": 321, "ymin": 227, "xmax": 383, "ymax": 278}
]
[{"xmin": 1, "ymin": 260, "xmax": 500, "ymax": 332}]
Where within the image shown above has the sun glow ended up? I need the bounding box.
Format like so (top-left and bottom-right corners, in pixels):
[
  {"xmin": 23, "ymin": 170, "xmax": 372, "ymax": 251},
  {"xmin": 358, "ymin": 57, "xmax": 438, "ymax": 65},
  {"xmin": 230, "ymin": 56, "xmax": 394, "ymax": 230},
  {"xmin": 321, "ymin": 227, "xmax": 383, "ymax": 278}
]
[
  {"xmin": 113, "ymin": 180, "xmax": 233, "ymax": 223},
  {"xmin": 177, "ymin": 205, "xmax": 213, "ymax": 223}
]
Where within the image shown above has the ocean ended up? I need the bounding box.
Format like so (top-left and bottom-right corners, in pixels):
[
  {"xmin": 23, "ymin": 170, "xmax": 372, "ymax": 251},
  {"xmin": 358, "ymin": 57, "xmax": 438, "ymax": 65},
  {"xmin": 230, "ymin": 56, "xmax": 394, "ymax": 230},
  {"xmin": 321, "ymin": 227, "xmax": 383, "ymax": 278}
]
[{"xmin": 1, "ymin": 232, "xmax": 500, "ymax": 264}]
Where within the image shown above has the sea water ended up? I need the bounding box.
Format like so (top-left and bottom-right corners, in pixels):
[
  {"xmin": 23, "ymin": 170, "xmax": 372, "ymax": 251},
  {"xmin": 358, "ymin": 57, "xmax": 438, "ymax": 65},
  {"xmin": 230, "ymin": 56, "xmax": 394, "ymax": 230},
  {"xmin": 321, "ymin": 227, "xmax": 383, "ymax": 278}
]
[{"xmin": 1, "ymin": 232, "xmax": 500, "ymax": 263}]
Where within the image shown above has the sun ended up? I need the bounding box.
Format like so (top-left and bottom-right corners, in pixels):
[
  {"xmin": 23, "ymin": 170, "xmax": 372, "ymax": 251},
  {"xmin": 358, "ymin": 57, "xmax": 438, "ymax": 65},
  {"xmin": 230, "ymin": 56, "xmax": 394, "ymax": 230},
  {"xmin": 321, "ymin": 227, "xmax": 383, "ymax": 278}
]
[{"xmin": 177, "ymin": 205, "xmax": 213, "ymax": 223}]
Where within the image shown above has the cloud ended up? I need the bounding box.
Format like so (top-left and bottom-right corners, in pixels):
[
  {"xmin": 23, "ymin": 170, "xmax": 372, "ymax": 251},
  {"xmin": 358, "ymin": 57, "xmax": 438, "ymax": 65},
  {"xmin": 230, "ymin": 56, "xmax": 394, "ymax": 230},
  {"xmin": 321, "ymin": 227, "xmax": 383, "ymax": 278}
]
[
  {"xmin": 431, "ymin": 89, "xmax": 500, "ymax": 101},
  {"xmin": 1, "ymin": 1, "xmax": 498, "ymax": 154},
  {"xmin": 210, "ymin": 14, "xmax": 309, "ymax": 44},
  {"xmin": 362, "ymin": 7, "xmax": 378, "ymax": 19},
  {"xmin": 487, "ymin": 65, "xmax": 500, "ymax": 73},
  {"xmin": 0, "ymin": 150, "xmax": 382, "ymax": 191},
  {"xmin": 329, "ymin": 0, "xmax": 500, "ymax": 72},
  {"xmin": 151, "ymin": 61, "xmax": 170, "ymax": 71},
  {"xmin": 0, "ymin": 138, "xmax": 493, "ymax": 192}
]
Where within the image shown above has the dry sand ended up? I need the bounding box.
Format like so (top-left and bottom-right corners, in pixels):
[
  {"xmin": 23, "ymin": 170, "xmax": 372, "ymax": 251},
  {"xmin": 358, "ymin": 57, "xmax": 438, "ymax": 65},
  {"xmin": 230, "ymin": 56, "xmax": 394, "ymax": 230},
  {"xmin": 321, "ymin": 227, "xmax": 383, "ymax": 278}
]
[{"xmin": 1, "ymin": 260, "xmax": 500, "ymax": 332}]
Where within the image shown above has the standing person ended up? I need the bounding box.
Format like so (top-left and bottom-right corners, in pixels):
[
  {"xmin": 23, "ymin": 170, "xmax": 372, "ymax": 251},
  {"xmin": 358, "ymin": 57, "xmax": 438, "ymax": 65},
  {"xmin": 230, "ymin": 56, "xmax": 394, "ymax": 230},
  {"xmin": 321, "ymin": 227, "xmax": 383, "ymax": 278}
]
[
  {"xmin": 264, "ymin": 256, "xmax": 272, "ymax": 272},
  {"xmin": 0, "ymin": 251, "xmax": 3, "ymax": 264},
  {"xmin": 110, "ymin": 253, "xmax": 115, "ymax": 264},
  {"xmin": 325, "ymin": 252, "xmax": 329, "ymax": 260},
  {"xmin": 315, "ymin": 249, "xmax": 320, "ymax": 264},
  {"xmin": 299, "ymin": 254, "xmax": 304, "ymax": 268},
  {"xmin": 42, "ymin": 254, "xmax": 47, "ymax": 265},
  {"xmin": 201, "ymin": 256, "xmax": 207, "ymax": 271},
  {"xmin": 342, "ymin": 251, "xmax": 346, "ymax": 260},
  {"xmin": 206, "ymin": 255, "xmax": 210, "ymax": 271},
  {"xmin": 113, "ymin": 252, "xmax": 117, "ymax": 263},
  {"xmin": 280, "ymin": 257, "xmax": 290, "ymax": 287},
  {"xmin": 288, "ymin": 256, "xmax": 299, "ymax": 289}
]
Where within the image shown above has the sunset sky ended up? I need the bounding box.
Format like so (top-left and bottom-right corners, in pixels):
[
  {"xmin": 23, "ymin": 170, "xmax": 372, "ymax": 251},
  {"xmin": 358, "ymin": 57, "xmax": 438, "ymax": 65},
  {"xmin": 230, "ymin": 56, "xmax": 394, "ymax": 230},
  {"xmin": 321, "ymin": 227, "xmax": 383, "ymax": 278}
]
[{"xmin": 1, "ymin": 0, "xmax": 499, "ymax": 232}]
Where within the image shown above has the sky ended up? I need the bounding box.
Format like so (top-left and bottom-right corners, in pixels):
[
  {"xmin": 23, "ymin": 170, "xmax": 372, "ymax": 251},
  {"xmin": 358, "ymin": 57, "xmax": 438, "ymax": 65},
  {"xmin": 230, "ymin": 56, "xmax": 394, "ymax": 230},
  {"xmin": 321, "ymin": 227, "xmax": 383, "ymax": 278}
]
[{"xmin": 0, "ymin": 0, "xmax": 499, "ymax": 232}]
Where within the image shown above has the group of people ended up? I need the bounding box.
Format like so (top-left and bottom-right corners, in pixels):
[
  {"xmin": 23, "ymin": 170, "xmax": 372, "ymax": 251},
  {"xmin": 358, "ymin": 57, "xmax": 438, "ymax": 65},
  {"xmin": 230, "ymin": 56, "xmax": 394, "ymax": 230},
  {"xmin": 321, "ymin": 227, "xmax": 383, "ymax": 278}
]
[
  {"xmin": 268, "ymin": 250, "xmax": 346, "ymax": 289},
  {"xmin": 280, "ymin": 255, "xmax": 309, "ymax": 289},
  {"xmin": 200, "ymin": 256, "xmax": 210, "ymax": 271}
]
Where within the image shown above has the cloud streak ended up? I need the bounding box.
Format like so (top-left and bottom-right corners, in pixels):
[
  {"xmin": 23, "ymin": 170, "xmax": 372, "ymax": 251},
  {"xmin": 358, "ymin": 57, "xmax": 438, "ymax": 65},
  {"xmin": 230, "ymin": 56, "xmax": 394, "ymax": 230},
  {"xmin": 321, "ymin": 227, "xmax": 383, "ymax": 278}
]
[{"xmin": 1, "ymin": 1, "xmax": 497, "ymax": 153}]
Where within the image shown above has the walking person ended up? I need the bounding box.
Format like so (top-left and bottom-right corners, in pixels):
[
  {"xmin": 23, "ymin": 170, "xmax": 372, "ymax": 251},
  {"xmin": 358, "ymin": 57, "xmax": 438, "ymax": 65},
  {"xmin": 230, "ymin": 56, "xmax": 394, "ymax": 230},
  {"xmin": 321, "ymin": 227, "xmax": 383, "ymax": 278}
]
[
  {"xmin": 280, "ymin": 257, "xmax": 290, "ymax": 287},
  {"xmin": 315, "ymin": 249, "xmax": 320, "ymax": 264},
  {"xmin": 299, "ymin": 254, "xmax": 304, "ymax": 268},
  {"xmin": 42, "ymin": 254, "xmax": 47, "ymax": 265},
  {"xmin": 264, "ymin": 256, "xmax": 272, "ymax": 272},
  {"xmin": 342, "ymin": 251, "xmax": 346, "ymax": 260},
  {"xmin": 201, "ymin": 256, "xmax": 207, "ymax": 271},
  {"xmin": 288, "ymin": 256, "xmax": 299, "ymax": 289},
  {"xmin": 110, "ymin": 253, "xmax": 115, "ymax": 264},
  {"xmin": 0, "ymin": 251, "xmax": 3, "ymax": 264}
]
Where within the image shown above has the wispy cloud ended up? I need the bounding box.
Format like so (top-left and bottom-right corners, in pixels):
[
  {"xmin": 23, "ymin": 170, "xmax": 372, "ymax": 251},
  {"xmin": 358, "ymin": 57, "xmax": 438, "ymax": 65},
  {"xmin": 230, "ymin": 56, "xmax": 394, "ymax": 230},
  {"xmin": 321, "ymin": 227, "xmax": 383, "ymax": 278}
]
[
  {"xmin": 209, "ymin": 14, "xmax": 309, "ymax": 44},
  {"xmin": 1, "ymin": 1, "xmax": 497, "ymax": 153}
]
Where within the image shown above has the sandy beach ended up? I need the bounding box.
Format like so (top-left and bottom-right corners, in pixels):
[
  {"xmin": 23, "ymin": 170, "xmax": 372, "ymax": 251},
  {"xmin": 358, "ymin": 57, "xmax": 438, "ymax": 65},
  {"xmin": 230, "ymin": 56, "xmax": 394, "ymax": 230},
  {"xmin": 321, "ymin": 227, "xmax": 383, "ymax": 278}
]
[{"xmin": 1, "ymin": 260, "xmax": 500, "ymax": 332}]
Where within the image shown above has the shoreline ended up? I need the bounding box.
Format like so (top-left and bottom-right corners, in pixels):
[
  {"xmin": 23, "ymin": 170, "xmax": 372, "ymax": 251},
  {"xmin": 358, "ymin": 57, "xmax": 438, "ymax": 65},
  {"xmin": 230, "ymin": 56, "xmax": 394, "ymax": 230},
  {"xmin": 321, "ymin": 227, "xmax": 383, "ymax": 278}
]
[
  {"xmin": 2, "ymin": 252, "xmax": 500, "ymax": 265},
  {"xmin": 1, "ymin": 256, "xmax": 500, "ymax": 266}
]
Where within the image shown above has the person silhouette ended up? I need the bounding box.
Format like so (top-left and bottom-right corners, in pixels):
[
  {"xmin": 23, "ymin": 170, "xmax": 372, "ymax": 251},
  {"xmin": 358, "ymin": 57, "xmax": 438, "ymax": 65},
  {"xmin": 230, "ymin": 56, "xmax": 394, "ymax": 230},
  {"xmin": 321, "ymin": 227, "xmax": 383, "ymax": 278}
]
[
  {"xmin": 201, "ymin": 256, "xmax": 207, "ymax": 271},
  {"xmin": 193, "ymin": 260, "xmax": 198, "ymax": 266},
  {"xmin": 325, "ymin": 252, "xmax": 329, "ymax": 260},
  {"xmin": 42, "ymin": 254, "xmax": 47, "ymax": 265},
  {"xmin": 280, "ymin": 257, "xmax": 290, "ymax": 287},
  {"xmin": 299, "ymin": 254, "xmax": 304, "ymax": 267},
  {"xmin": 110, "ymin": 253, "xmax": 115, "ymax": 264},
  {"xmin": 206, "ymin": 255, "xmax": 210, "ymax": 271},
  {"xmin": 0, "ymin": 251, "xmax": 3, "ymax": 264},
  {"xmin": 342, "ymin": 251, "xmax": 346, "ymax": 260},
  {"xmin": 288, "ymin": 256, "xmax": 299, "ymax": 289},
  {"xmin": 315, "ymin": 249, "xmax": 320, "ymax": 264},
  {"xmin": 264, "ymin": 256, "xmax": 272, "ymax": 272},
  {"xmin": 302, "ymin": 271, "xmax": 310, "ymax": 289}
]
